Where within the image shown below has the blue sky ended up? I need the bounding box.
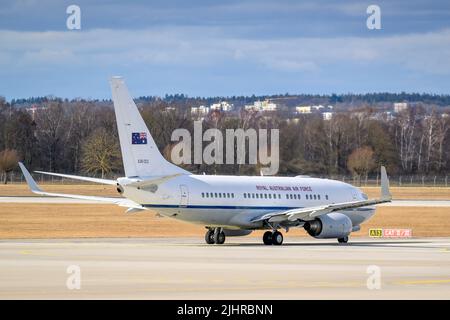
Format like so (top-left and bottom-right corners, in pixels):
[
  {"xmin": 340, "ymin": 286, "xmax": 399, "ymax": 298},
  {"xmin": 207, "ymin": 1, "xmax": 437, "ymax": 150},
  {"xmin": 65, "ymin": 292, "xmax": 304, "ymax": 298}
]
[{"xmin": 0, "ymin": 0, "xmax": 450, "ymax": 100}]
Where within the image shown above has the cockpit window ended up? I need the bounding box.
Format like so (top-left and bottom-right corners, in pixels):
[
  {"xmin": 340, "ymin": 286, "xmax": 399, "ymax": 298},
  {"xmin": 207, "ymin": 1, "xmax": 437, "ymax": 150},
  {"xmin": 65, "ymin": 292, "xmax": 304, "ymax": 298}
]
[{"xmin": 361, "ymin": 193, "xmax": 368, "ymax": 200}]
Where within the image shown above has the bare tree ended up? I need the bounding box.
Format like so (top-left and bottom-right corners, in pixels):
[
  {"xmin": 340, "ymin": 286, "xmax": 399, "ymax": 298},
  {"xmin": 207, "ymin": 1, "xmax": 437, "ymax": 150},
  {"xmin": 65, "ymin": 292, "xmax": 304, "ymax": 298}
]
[
  {"xmin": 0, "ymin": 149, "xmax": 19, "ymax": 184},
  {"xmin": 347, "ymin": 146, "xmax": 375, "ymax": 184},
  {"xmin": 81, "ymin": 128, "xmax": 121, "ymax": 178}
]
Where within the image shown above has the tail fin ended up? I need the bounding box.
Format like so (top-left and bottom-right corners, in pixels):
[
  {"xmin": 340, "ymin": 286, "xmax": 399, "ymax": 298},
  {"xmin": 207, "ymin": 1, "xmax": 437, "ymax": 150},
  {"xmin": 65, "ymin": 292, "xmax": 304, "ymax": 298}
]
[{"xmin": 109, "ymin": 76, "xmax": 188, "ymax": 177}]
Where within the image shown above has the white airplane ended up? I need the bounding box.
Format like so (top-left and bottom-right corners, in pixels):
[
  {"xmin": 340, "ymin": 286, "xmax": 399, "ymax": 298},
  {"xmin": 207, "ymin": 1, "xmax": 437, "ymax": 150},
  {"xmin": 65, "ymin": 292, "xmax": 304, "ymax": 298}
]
[{"xmin": 18, "ymin": 76, "xmax": 392, "ymax": 245}]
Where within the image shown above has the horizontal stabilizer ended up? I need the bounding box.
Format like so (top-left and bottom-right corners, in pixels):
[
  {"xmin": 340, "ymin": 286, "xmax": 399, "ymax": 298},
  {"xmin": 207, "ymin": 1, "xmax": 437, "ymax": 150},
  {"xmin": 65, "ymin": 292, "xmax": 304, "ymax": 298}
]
[
  {"xmin": 18, "ymin": 163, "xmax": 143, "ymax": 210},
  {"xmin": 127, "ymin": 173, "xmax": 184, "ymax": 189}
]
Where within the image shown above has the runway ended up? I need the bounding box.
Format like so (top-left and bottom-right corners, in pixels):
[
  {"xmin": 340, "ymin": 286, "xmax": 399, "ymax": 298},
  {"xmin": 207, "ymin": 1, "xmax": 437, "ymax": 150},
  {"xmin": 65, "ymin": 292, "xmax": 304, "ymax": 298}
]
[
  {"xmin": 0, "ymin": 197, "xmax": 449, "ymax": 206},
  {"xmin": 0, "ymin": 237, "xmax": 449, "ymax": 299}
]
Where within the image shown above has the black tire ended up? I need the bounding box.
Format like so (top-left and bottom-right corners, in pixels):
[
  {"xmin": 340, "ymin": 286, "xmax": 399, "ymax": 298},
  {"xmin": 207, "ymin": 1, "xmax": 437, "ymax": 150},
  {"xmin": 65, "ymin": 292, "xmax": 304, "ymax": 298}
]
[
  {"xmin": 214, "ymin": 231, "xmax": 226, "ymax": 244},
  {"xmin": 338, "ymin": 236, "xmax": 349, "ymax": 244},
  {"xmin": 272, "ymin": 231, "xmax": 283, "ymax": 245},
  {"xmin": 263, "ymin": 231, "xmax": 273, "ymax": 245},
  {"xmin": 205, "ymin": 229, "xmax": 215, "ymax": 244}
]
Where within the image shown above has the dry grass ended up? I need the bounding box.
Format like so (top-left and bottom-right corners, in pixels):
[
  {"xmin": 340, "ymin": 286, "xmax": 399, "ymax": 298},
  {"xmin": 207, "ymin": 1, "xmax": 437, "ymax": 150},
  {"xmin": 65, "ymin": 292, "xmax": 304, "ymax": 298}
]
[
  {"xmin": 0, "ymin": 204, "xmax": 448, "ymax": 239},
  {"xmin": 0, "ymin": 184, "xmax": 119, "ymax": 197},
  {"xmin": 0, "ymin": 204, "xmax": 203, "ymax": 239},
  {"xmin": 361, "ymin": 186, "xmax": 450, "ymax": 200}
]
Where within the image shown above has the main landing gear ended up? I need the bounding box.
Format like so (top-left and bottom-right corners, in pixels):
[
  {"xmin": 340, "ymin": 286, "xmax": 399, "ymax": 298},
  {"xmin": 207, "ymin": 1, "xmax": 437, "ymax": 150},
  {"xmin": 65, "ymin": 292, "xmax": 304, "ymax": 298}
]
[
  {"xmin": 205, "ymin": 228, "xmax": 226, "ymax": 245},
  {"xmin": 263, "ymin": 230, "xmax": 283, "ymax": 245},
  {"xmin": 338, "ymin": 236, "xmax": 349, "ymax": 244}
]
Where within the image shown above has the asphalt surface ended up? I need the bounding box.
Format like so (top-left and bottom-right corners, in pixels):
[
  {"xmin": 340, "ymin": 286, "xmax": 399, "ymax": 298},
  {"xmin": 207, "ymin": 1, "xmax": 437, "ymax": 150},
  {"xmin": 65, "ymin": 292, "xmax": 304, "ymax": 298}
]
[{"xmin": 0, "ymin": 237, "xmax": 449, "ymax": 299}]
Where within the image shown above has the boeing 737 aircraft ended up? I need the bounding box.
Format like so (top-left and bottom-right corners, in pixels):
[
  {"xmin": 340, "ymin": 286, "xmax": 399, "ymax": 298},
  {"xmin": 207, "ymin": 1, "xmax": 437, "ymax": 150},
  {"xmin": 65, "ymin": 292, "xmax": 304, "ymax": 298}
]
[{"xmin": 18, "ymin": 76, "xmax": 392, "ymax": 245}]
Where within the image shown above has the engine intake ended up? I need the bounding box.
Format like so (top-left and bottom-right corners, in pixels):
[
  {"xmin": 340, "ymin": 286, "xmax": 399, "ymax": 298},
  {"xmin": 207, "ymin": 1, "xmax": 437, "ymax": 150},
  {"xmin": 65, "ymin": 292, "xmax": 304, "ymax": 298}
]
[{"xmin": 304, "ymin": 212, "xmax": 352, "ymax": 239}]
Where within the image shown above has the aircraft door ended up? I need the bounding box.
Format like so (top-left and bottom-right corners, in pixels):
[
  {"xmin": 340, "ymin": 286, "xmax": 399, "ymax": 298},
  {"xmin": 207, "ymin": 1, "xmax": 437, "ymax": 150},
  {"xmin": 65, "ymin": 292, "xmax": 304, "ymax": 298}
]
[{"xmin": 180, "ymin": 185, "xmax": 189, "ymax": 207}]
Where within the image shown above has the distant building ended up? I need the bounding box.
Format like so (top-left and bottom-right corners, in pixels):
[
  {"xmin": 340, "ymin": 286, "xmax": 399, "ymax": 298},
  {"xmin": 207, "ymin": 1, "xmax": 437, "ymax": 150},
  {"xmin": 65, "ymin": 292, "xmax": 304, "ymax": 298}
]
[
  {"xmin": 322, "ymin": 112, "xmax": 333, "ymax": 120},
  {"xmin": 191, "ymin": 105, "xmax": 210, "ymax": 115},
  {"xmin": 164, "ymin": 106, "xmax": 176, "ymax": 112},
  {"xmin": 286, "ymin": 118, "xmax": 300, "ymax": 124},
  {"xmin": 394, "ymin": 102, "xmax": 408, "ymax": 113},
  {"xmin": 26, "ymin": 104, "xmax": 47, "ymax": 120},
  {"xmin": 296, "ymin": 106, "xmax": 312, "ymax": 114},
  {"xmin": 245, "ymin": 100, "xmax": 277, "ymax": 112},
  {"xmin": 311, "ymin": 105, "xmax": 325, "ymax": 111},
  {"xmin": 210, "ymin": 101, "xmax": 233, "ymax": 112}
]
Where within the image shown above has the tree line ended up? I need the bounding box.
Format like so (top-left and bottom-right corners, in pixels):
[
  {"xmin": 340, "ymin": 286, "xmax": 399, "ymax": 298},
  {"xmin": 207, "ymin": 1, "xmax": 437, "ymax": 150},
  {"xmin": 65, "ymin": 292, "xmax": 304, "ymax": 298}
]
[{"xmin": 0, "ymin": 96, "xmax": 448, "ymax": 183}]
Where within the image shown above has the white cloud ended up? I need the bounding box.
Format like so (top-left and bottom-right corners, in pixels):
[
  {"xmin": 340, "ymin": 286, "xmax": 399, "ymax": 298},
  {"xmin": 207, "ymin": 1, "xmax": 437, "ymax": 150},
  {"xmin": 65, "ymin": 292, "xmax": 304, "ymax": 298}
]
[{"xmin": 1, "ymin": 27, "xmax": 450, "ymax": 75}]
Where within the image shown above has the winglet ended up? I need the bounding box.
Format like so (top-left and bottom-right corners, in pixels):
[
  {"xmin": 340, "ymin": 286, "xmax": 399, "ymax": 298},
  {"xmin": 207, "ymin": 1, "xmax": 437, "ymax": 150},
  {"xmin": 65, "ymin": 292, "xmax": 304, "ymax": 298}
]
[
  {"xmin": 18, "ymin": 162, "xmax": 42, "ymax": 193},
  {"xmin": 380, "ymin": 166, "xmax": 391, "ymax": 201}
]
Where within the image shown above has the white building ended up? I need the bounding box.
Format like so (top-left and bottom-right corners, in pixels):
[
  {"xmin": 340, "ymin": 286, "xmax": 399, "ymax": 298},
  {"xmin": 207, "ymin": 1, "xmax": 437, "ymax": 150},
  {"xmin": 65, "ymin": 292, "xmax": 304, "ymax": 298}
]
[
  {"xmin": 210, "ymin": 101, "xmax": 233, "ymax": 112},
  {"xmin": 322, "ymin": 112, "xmax": 333, "ymax": 120},
  {"xmin": 245, "ymin": 100, "xmax": 277, "ymax": 112},
  {"xmin": 191, "ymin": 105, "xmax": 210, "ymax": 115},
  {"xmin": 296, "ymin": 106, "xmax": 312, "ymax": 114},
  {"xmin": 312, "ymin": 105, "xmax": 325, "ymax": 111},
  {"xmin": 26, "ymin": 105, "xmax": 47, "ymax": 120},
  {"xmin": 394, "ymin": 102, "xmax": 408, "ymax": 113}
]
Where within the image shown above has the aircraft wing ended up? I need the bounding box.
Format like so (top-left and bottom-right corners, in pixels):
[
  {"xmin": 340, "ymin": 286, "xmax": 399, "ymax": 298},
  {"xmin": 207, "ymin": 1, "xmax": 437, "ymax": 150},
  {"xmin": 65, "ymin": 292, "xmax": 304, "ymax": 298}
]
[
  {"xmin": 19, "ymin": 163, "xmax": 144, "ymax": 211},
  {"xmin": 34, "ymin": 170, "xmax": 116, "ymax": 185},
  {"xmin": 251, "ymin": 166, "xmax": 392, "ymax": 223}
]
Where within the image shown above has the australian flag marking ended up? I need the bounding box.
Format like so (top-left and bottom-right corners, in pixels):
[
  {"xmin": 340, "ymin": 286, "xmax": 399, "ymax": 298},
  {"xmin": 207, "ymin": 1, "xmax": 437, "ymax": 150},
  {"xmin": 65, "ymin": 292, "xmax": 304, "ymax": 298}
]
[{"xmin": 132, "ymin": 132, "xmax": 147, "ymax": 145}]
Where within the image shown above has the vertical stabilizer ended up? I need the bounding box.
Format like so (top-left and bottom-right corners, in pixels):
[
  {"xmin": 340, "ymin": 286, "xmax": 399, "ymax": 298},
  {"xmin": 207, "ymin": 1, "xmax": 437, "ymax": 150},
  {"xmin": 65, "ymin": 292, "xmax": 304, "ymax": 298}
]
[{"xmin": 109, "ymin": 76, "xmax": 188, "ymax": 177}]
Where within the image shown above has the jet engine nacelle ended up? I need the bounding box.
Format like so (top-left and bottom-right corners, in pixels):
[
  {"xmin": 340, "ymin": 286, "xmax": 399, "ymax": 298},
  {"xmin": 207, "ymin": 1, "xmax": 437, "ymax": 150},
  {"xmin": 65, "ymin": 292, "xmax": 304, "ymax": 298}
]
[{"xmin": 304, "ymin": 212, "xmax": 352, "ymax": 239}]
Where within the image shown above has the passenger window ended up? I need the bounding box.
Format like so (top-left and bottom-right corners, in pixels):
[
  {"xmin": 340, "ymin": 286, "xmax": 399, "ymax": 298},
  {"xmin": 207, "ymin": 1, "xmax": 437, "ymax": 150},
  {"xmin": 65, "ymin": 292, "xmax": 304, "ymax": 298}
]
[
  {"xmin": 201, "ymin": 192, "xmax": 204, "ymax": 198},
  {"xmin": 268, "ymin": 194, "xmax": 272, "ymax": 199},
  {"xmin": 244, "ymin": 193, "xmax": 247, "ymax": 198},
  {"xmin": 326, "ymin": 195, "xmax": 328, "ymax": 200},
  {"xmin": 306, "ymin": 194, "xmax": 309, "ymax": 200},
  {"xmin": 231, "ymin": 193, "xmax": 234, "ymax": 198},
  {"xmin": 252, "ymin": 193, "xmax": 255, "ymax": 198},
  {"xmin": 264, "ymin": 194, "xmax": 268, "ymax": 199},
  {"xmin": 313, "ymin": 195, "xmax": 316, "ymax": 200},
  {"xmin": 278, "ymin": 194, "xmax": 281, "ymax": 199},
  {"xmin": 318, "ymin": 195, "xmax": 321, "ymax": 200},
  {"xmin": 286, "ymin": 194, "xmax": 289, "ymax": 199}
]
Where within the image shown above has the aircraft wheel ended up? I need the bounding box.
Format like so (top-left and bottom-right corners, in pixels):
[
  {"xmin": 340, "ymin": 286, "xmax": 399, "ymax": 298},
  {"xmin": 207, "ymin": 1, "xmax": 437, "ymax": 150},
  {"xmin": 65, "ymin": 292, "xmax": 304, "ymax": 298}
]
[
  {"xmin": 272, "ymin": 231, "xmax": 283, "ymax": 245},
  {"xmin": 205, "ymin": 229, "xmax": 215, "ymax": 244},
  {"xmin": 338, "ymin": 236, "xmax": 349, "ymax": 244},
  {"xmin": 263, "ymin": 231, "xmax": 273, "ymax": 245},
  {"xmin": 214, "ymin": 231, "xmax": 226, "ymax": 244}
]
